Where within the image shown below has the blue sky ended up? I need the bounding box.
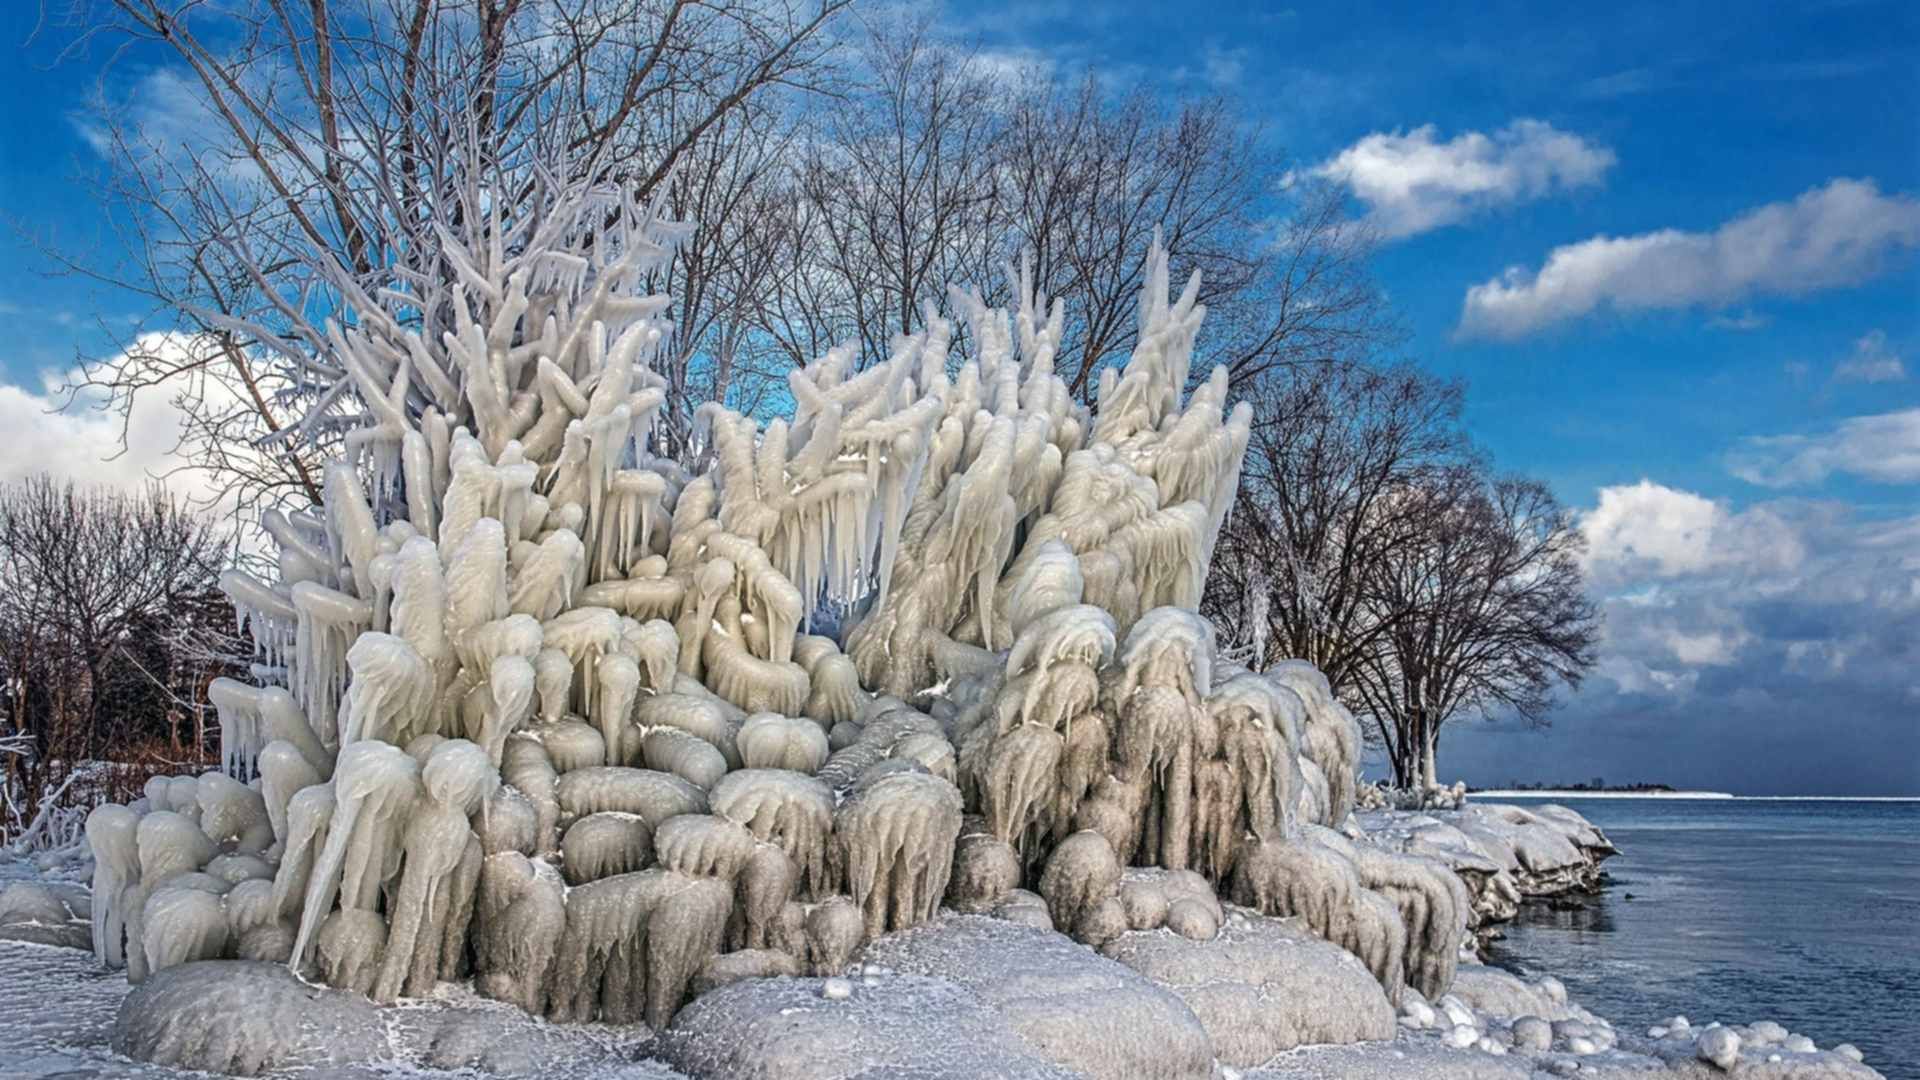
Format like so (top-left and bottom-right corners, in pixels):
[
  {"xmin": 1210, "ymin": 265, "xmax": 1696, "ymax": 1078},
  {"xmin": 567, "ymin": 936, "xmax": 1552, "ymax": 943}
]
[{"xmin": 0, "ymin": 2, "xmax": 1915, "ymax": 793}]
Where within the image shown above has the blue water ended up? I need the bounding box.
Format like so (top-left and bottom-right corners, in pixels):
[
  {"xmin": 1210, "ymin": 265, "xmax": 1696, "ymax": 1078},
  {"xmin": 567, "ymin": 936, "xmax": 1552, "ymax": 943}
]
[{"xmin": 1483, "ymin": 797, "xmax": 1919, "ymax": 1078}]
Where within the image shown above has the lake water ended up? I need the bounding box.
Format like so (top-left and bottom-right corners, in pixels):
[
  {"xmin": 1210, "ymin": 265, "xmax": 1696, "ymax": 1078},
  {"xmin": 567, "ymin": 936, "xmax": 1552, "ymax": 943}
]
[{"xmin": 1483, "ymin": 796, "xmax": 1919, "ymax": 1078}]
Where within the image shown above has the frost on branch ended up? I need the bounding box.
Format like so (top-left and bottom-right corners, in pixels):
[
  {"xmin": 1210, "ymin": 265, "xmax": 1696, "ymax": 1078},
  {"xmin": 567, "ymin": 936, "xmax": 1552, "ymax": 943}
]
[{"xmin": 87, "ymin": 171, "xmax": 1463, "ymax": 1038}]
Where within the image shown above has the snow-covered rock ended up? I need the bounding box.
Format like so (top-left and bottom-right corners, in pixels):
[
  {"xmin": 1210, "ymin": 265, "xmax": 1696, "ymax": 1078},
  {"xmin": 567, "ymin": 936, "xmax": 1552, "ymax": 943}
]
[
  {"xmin": 1099, "ymin": 908, "xmax": 1395, "ymax": 1066},
  {"xmin": 0, "ymin": 881, "xmax": 91, "ymax": 950},
  {"xmin": 1445, "ymin": 962, "xmax": 1575, "ymax": 1022},
  {"xmin": 646, "ymin": 973, "xmax": 1079, "ymax": 1079},
  {"xmin": 860, "ymin": 913, "xmax": 1215, "ymax": 1080},
  {"xmin": 1355, "ymin": 802, "xmax": 1614, "ymax": 934},
  {"xmin": 113, "ymin": 960, "xmax": 386, "ymax": 1075}
]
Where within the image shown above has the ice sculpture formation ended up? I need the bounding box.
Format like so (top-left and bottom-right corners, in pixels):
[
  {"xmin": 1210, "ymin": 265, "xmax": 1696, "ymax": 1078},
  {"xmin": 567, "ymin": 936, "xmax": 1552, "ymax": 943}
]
[{"xmin": 85, "ymin": 179, "xmax": 1465, "ymax": 1029}]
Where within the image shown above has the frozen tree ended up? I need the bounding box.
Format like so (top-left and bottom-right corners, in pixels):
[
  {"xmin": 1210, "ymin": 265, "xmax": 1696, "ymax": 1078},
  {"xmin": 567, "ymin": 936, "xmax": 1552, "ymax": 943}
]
[
  {"xmin": 74, "ymin": 130, "xmax": 1481, "ymax": 1025},
  {"xmin": 37, "ymin": 2, "xmax": 1511, "ymax": 1042},
  {"xmin": 51, "ymin": 0, "xmax": 848, "ymax": 520}
]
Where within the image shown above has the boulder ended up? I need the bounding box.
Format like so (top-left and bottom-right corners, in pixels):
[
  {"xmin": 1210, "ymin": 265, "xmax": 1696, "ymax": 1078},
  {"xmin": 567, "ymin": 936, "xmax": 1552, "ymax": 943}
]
[
  {"xmin": 862, "ymin": 913, "xmax": 1214, "ymax": 1080},
  {"xmin": 113, "ymin": 960, "xmax": 385, "ymax": 1075},
  {"xmin": 1100, "ymin": 908, "xmax": 1395, "ymax": 1066},
  {"xmin": 647, "ymin": 973, "xmax": 1076, "ymax": 1080}
]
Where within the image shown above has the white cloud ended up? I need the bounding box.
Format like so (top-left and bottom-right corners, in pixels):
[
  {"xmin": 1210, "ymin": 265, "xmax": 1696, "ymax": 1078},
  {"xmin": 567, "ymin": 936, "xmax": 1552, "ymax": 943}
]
[
  {"xmin": 1660, "ymin": 627, "xmax": 1746, "ymax": 666},
  {"xmin": 1306, "ymin": 120, "xmax": 1613, "ymax": 239},
  {"xmin": 967, "ymin": 46, "xmax": 1056, "ymax": 88},
  {"xmin": 1581, "ymin": 481, "xmax": 1724, "ymax": 577},
  {"xmin": 1577, "ymin": 482, "xmax": 1919, "ymax": 699},
  {"xmin": 75, "ymin": 67, "xmax": 220, "ymax": 158},
  {"xmin": 1458, "ymin": 179, "xmax": 1920, "ymax": 339},
  {"xmin": 1579, "ymin": 479, "xmax": 1804, "ymax": 583},
  {"xmin": 1727, "ymin": 407, "xmax": 1920, "ymax": 488},
  {"xmin": 1832, "ymin": 329, "xmax": 1907, "ymax": 383},
  {"xmin": 0, "ymin": 333, "xmax": 230, "ymax": 506}
]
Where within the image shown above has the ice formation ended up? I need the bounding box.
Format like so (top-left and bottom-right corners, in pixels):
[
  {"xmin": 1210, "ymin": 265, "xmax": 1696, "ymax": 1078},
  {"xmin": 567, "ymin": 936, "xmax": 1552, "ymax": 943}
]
[{"xmin": 84, "ymin": 179, "xmax": 1467, "ymax": 1032}]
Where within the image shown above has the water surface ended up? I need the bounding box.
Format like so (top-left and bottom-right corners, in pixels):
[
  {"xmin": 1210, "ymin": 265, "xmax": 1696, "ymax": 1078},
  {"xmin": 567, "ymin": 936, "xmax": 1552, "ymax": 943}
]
[{"xmin": 1484, "ymin": 797, "xmax": 1919, "ymax": 1078}]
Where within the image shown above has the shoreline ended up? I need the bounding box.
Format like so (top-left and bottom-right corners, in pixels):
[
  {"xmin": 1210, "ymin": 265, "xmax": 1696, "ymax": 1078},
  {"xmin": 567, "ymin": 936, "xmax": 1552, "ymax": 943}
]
[{"xmin": 0, "ymin": 799, "xmax": 1888, "ymax": 1079}]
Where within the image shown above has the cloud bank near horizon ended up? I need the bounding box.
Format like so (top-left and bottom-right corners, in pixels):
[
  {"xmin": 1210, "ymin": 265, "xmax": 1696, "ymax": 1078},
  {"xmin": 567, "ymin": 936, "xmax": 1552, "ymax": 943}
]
[{"xmin": 1439, "ymin": 478, "xmax": 1920, "ymax": 796}]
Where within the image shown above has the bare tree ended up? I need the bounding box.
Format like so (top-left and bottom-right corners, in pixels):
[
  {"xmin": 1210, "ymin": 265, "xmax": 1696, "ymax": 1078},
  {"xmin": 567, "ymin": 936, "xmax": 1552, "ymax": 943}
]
[
  {"xmin": 1001, "ymin": 83, "xmax": 1368, "ymax": 399},
  {"xmin": 1205, "ymin": 361, "xmax": 1468, "ymax": 687},
  {"xmin": 0, "ymin": 477, "xmax": 242, "ymax": 845},
  {"xmin": 766, "ymin": 15, "xmax": 1009, "ymax": 368},
  {"xmin": 1348, "ymin": 471, "xmax": 1601, "ymax": 789},
  {"xmin": 767, "ymin": 34, "xmax": 1394, "ymax": 400},
  {"xmin": 644, "ymin": 93, "xmax": 808, "ymax": 449},
  {"xmin": 44, "ymin": 0, "xmax": 848, "ymax": 519}
]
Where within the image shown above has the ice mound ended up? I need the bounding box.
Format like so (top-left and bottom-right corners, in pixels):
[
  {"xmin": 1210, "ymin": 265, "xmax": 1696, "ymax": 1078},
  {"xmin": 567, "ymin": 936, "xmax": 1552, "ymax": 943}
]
[
  {"xmin": 860, "ymin": 912, "xmax": 1215, "ymax": 1079},
  {"xmin": 0, "ymin": 881, "xmax": 92, "ymax": 950},
  {"xmin": 646, "ymin": 972, "xmax": 1079, "ymax": 1079},
  {"xmin": 1099, "ymin": 907, "xmax": 1396, "ymax": 1065},
  {"xmin": 113, "ymin": 959, "xmax": 385, "ymax": 1075}
]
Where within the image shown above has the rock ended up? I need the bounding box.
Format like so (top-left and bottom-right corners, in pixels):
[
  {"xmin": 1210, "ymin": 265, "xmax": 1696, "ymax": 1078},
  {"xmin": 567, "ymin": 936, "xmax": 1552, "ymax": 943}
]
[
  {"xmin": 1749, "ymin": 1020, "xmax": 1789, "ymax": 1044},
  {"xmin": 1551, "ymin": 1018, "xmax": 1591, "ymax": 1042},
  {"xmin": 419, "ymin": 1007, "xmax": 674, "ymax": 1076},
  {"xmin": 1100, "ymin": 908, "xmax": 1394, "ymax": 1066},
  {"xmin": 990, "ymin": 888, "xmax": 1054, "ymax": 931},
  {"xmin": 1507, "ymin": 1015, "xmax": 1550, "ymax": 1051},
  {"xmin": 647, "ymin": 973, "xmax": 1077, "ymax": 1079},
  {"xmin": 1400, "ymin": 997, "xmax": 1438, "ymax": 1030},
  {"xmin": 861, "ymin": 913, "xmax": 1213, "ymax": 1080},
  {"xmin": 0, "ymin": 882, "xmax": 91, "ymax": 950},
  {"xmin": 1697, "ymin": 1026, "xmax": 1742, "ymax": 1070},
  {"xmin": 1438, "ymin": 994, "xmax": 1476, "ymax": 1029},
  {"xmin": 112, "ymin": 959, "xmax": 385, "ymax": 1075},
  {"xmin": 1446, "ymin": 962, "xmax": 1573, "ymax": 1021}
]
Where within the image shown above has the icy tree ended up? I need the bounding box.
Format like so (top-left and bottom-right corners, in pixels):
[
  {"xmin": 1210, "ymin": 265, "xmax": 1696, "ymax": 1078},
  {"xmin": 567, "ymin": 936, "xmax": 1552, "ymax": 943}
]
[{"xmin": 84, "ymin": 157, "xmax": 1471, "ymax": 1027}]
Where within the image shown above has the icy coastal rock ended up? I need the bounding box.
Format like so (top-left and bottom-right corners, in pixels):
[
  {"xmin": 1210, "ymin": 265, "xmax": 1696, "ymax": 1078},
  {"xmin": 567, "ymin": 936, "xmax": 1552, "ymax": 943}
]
[
  {"xmin": 0, "ymin": 880, "xmax": 93, "ymax": 949},
  {"xmin": 648, "ymin": 973, "xmax": 1080, "ymax": 1079},
  {"xmin": 112, "ymin": 960, "xmax": 386, "ymax": 1075},
  {"xmin": 1097, "ymin": 908, "xmax": 1395, "ymax": 1065},
  {"xmin": 853, "ymin": 913, "xmax": 1215, "ymax": 1079},
  {"xmin": 1356, "ymin": 801, "xmax": 1617, "ymax": 930}
]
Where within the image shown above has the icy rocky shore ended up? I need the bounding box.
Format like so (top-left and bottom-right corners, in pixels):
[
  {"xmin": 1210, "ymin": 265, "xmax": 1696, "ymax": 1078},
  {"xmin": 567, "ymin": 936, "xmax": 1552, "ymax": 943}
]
[
  {"xmin": 0, "ymin": 806, "xmax": 1883, "ymax": 1080},
  {"xmin": 1355, "ymin": 799, "xmax": 1619, "ymax": 931}
]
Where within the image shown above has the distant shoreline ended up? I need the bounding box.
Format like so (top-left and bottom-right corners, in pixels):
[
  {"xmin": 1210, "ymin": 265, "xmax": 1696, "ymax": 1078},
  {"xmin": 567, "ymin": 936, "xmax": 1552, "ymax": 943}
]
[
  {"xmin": 1472, "ymin": 789, "xmax": 1732, "ymax": 799},
  {"xmin": 1475, "ymin": 789, "xmax": 1918, "ymax": 801}
]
